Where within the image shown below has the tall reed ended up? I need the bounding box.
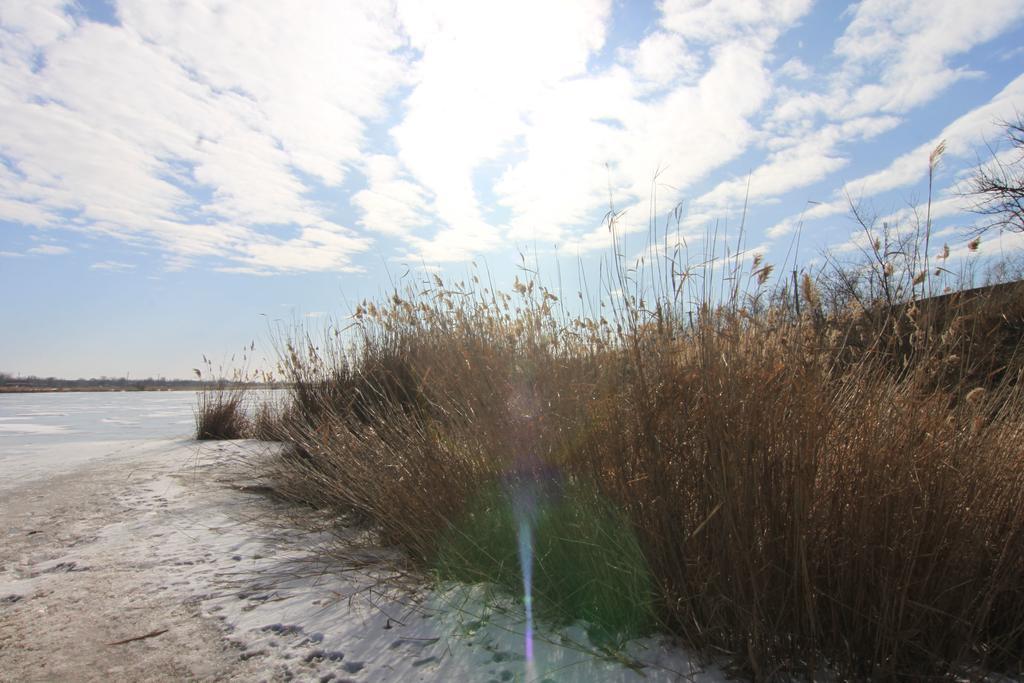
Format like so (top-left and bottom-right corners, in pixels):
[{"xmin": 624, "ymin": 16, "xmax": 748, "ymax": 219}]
[{"xmin": 255, "ymin": 202, "xmax": 1024, "ymax": 679}]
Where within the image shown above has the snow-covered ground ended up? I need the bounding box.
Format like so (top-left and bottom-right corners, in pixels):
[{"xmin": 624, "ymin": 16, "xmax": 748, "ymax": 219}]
[{"xmin": 0, "ymin": 392, "xmax": 725, "ymax": 682}]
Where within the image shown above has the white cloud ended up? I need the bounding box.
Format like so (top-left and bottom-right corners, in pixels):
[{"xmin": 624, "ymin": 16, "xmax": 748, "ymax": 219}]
[
  {"xmin": 833, "ymin": 74, "xmax": 1024, "ymax": 210},
  {"xmin": 878, "ymin": 195, "xmax": 967, "ymax": 230},
  {"xmin": 234, "ymin": 223, "xmax": 371, "ymax": 273},
  {"xmin": 777, "ymin": 57, "xmax": 812, "ymax": 81},
  {"xmin": 766, "ymin": 215, "xmax": 800, "ymax": 239},
  {"xmin": 0, "ymin": 0, "xmax": 74, "ymax": 46},
  {"xmin": 772, "ymin": 0, "xmax": 1024, "ymax": 125},
  {"xmin": 118, "ymin": 1, "xmax": 408, "ymax": 187},
  {"xmin": 493, "ymin": 69, "xmax": 635, "ymax": 245},
  {"xmin": 695, "ymin": 116, "xmax": 902, "ymax": 214},
  {"xmin": 351, "ymin": 155, "xmax": 434, "ymax": 237},
  {"xmin": 659, "ymin": 0, "xmax": 813, "ymax": 44},
  {"xmin": 947, "ymin": 228, "xmax": 1024, "ymax": 260},
  {"xmin": 388, "ymin": 0, "xmax": 612, "ymax": 260},
  {"xmin": 0, "ymin": 1, "xmax": 407, "ymax": 273},
  {"xmin": 620, "ymin": 31, "xmax": 701, "ymax": 88},
  {"xmin": 90, "ymin": 260, "xmax": 135, "ymax": 271},
  {"xmin": 496, "ymin": 38, "xmax": 778, "ymax": 251},
  {"xmin": 0, "ymin": 0, "xmax": 1019, "ymax": 272},
  {"xmin": 761, "ymin": 47, "xmax": 1024, "ymax": 246},
  {"xmin": 820, "ymin": 194, "xmax": 1024, "ymax": 259},
  {"xmin": 27, "ymin": 243, "xmax": 67, "ymax": 254},
  {"xmin": 493, "ymin": 0, "xmax": 823, "ymax": 255},
  {"xmin": 473, "ymin": 0, "xmax": 819, "ymax": 255}
]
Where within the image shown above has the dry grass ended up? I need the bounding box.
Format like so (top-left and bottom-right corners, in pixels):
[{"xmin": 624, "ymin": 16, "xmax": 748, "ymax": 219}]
[
  {"xmin": 194, "ymin": 387, "xmax": 249, "ymax": 440},
  {"xmin": 249, "ymin": 208, "xmax": 1024, "ymax": 679},
  {"xmin": 193, "ymin": 349, "xmax": 281, "ymax": 441}
]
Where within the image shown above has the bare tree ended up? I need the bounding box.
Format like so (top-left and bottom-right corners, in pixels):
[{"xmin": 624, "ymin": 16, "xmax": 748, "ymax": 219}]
[{"xmin": 965, "ymin": 116, "xmax": 1024, "ymax": 235}]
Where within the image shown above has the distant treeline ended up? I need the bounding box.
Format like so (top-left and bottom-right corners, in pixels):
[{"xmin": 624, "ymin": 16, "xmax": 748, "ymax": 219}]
[{"xmin": 0, "ymin": 373, "xmax": 273, "ymax": 393}]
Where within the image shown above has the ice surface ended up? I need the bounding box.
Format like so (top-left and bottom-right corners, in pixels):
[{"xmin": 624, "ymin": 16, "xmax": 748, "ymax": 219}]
[
  {"xmin": 0, "ymin": 391, "xmax": 200, "ymax": 445},
  {"xmin": 0, "ymin": 391, "xmax": 201, "ymax": 491}
]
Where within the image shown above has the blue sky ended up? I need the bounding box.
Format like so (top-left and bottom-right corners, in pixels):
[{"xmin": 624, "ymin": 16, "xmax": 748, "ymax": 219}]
[{"xmin": 1, "ymin": 0, "xmax": 1023, "ymax": 379}]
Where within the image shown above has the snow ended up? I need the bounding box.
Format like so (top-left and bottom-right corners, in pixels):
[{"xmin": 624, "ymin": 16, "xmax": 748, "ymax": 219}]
[
  {"xmin": 0, "ymin": 392, "xmax": 725, "ymax": 681},
  {"xmin": 0, "ymin": 423, "xmax": 71, "ymax": 434}
]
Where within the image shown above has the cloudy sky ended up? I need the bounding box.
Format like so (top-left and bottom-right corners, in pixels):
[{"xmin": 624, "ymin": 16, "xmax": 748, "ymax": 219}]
[{"xmin": 2, "ymin": 0, "xmax": 1023, "ymax": 378}]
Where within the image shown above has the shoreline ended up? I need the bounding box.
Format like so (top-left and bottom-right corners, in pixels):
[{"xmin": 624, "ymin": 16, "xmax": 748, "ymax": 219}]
[
  {"xmin": 0, "ymin": 385, "xmax": 279, "ymax": 394},
  {"xmin": 0, "ymin": 386, "xmax": 202, "ymax": 394},
  {"xmin": 0, "ymin": 437, "xmax": 717, "ymax": 682}
]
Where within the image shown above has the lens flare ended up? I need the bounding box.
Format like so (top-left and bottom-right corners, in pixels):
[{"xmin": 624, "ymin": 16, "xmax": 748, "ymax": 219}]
[{"xmin": 516, "ymin": 515, "xmax": 535, "ymax": 665}]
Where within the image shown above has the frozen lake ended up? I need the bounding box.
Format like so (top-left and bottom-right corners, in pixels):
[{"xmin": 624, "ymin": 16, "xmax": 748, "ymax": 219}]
[
  {"xmin": 0, "ymin": 390, "xmax": 200, "ymax": 445},
  {"xmin": 0, "ymin": 390, "xmax": 285, "ymax": 491},
  {"xmin": 0, "ymin": 391, "xmax": 206, "ymax": 492}
]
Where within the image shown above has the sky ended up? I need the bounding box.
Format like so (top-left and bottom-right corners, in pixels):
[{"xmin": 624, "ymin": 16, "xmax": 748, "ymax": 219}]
[{"xmin": 1, "ymin": 0, "xmax": 1023, "ymax": 379}]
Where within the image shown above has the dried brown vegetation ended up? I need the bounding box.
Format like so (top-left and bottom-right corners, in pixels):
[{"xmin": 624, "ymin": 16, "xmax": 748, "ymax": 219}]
[
  {"xmin": 194, "ymin": 387, "xmax": 249, "ymax": 440},
  {"xmin": 242, "ymin": 204, "xmax": 1024, "ymax": 679}
]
